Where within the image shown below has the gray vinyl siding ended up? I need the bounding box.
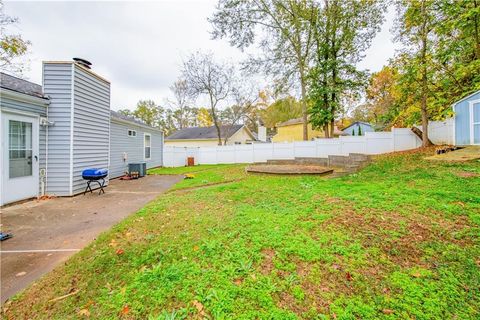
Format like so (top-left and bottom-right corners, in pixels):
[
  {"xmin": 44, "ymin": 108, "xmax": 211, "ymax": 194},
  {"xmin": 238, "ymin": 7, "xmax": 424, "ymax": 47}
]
[
  {"xmin": 0, "ymin": 95, "xmax": 48, "ymax": 194},
  {"xmin": 71, "ymin": 66, "xmax": 110, "ymax": 194},
  {"xmin": 109, "ymin": 120, "xmax": 163, "ymax": 178},
  {"xmin": 43, "ymin": 62, "xmax": 73, "ymax": 196}
]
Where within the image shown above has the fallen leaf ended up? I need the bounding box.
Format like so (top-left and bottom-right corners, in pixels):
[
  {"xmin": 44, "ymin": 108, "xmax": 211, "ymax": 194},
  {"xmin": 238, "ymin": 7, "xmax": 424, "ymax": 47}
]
[
  {"xmin": 121, "ymin": 305, "xmax": 129, "ymax": 315},
  {"xmin": 109, "ymin": 239, "xmax": 117, "ymax": 247},
  {"xmin": 78, "ymin": 309, "xmax": 90, "ymax": 317},
  {"xmin": 193, "ymin": 245, "xmax": 199, "ymax": 251},
  {"xmin": 411, "ymin": 271, "xmax": 421, "ymax": 278},
  {"xmin": 120, "ymin": 287, "xmax": 127, "ymax": 295},
  {"xmin": 16, "ymin": 271, "xmax": 27, "ymax": 277},
  {"xmin": 345, "ymin": 272, "xmax": 353, "ymax": 281},
  {"xmin": 382, "ymin": 309, "xmax": 394, "ymax": 315},
  {"xmin": 234, "ymin": 278, "xmax": 243, "ymax": 285},
  {"xmin": 192, "ymin": 300, "xmax": 206, "ymax": 316},
  {"xmin": 116, "ymin": 249, "xmax": 124, "ymax": 255}
]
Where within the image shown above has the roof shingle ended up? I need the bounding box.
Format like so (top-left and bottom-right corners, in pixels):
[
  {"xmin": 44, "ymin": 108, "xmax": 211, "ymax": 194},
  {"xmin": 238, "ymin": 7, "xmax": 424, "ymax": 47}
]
[
  {"xmin": 166, "ymin": 125, "xmax": 244, "ymax": 140},
  {"xmin": 0, "ymin": 72, "xmax": 45, "ymax": 98}
]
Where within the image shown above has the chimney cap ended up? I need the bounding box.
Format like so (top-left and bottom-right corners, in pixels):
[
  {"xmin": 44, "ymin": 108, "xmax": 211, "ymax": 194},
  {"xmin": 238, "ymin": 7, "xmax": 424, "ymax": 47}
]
[{"xmin": 73, "ymin": 57, "xmax": 92, "ymax": 69}]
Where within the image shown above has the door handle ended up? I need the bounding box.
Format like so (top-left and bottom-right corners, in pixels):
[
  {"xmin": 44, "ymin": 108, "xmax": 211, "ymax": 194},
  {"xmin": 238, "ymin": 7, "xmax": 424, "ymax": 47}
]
[{"xmin": 34, "ymin": 155, "xmax": 38, "ymax": 162}]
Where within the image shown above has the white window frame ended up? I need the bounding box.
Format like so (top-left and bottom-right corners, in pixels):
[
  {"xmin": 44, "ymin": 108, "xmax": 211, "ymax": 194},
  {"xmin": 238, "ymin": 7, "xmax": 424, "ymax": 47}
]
[
  {"xmin": 127, "ymin": 129, "xmax": 137, "ymax": 137},
  {"xmin": 144, "ymin": 133, "xmax": 151, "ymax": 160},
  {"xmin": 470, "ymin": 99, "xmax": 480, "ymax": 145}
]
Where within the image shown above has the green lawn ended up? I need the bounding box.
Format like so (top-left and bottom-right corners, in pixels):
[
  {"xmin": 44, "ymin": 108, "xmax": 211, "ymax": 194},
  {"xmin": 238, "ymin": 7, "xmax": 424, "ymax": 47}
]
[{"xmin": 3, "ymin": 150, "xmax": 480, "ymax": 319}]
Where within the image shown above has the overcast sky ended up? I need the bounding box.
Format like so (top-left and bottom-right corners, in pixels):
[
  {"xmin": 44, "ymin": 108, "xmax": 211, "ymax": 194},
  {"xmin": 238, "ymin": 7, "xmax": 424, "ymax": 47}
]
[{"xmin": 4, "ymin": 0, "xmax": 398, "ymax": 110}]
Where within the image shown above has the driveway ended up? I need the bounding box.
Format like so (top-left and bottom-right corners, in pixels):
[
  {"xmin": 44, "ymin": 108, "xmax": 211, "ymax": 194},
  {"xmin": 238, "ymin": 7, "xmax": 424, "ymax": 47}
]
[{"xmin": 0, "ymin": 174, "xmax": 182, "ymax": 304}]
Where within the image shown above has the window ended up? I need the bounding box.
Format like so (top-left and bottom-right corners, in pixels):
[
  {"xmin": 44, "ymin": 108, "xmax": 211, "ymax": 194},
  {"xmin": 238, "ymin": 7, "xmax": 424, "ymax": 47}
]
[
  {"xmin": 234, "ymin": 142, "xmax": 241, "ymax": 145},
  {"xmin": 9, "ymin": 120, "xmax": 33, "ymax": 178},
  {"xmin": 128, "ymin": 129, "xmax": 137, "ymax": 137},
  {"xmin": 144, "ymin": 133, "xmax": 151, "ymax": 160}
]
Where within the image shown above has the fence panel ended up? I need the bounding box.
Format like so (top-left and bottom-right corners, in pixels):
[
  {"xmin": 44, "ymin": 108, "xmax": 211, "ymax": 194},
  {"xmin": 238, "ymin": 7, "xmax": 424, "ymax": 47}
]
[{"xmin": 163, "ymin": 128, "xmax": 421, "ymax": 167}]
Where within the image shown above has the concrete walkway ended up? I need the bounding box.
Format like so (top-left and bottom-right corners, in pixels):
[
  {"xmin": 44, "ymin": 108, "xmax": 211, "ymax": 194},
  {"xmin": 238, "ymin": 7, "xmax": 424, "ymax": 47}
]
[
  {"xmin": 0, "ymin": 174, "xmax": 182, "ymax": 304},
  {"xmin": 425, "ymin": 146, "xmax": 480, "ymax": 161}
]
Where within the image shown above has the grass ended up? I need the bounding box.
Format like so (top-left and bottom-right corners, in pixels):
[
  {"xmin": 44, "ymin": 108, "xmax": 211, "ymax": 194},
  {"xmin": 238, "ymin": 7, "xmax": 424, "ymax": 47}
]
[
  {"xmin": 149, "ymin": 164, "xmax": 248, "ymax": 191},
  {"xmin": 2, "ymin": 149, "xmax": 480, "ymax": 319}
]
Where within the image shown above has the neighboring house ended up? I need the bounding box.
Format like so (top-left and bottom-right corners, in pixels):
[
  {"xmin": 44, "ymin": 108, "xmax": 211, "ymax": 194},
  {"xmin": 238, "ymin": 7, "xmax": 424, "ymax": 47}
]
[
  {"xmin": 0, "ymin": 60, "xmax": 163, "ymax": 206},
  {"xmin": 342, "ymin": 121, "xmax": 375, "ymax": 136},
  {"xmin": 453, "ymin": 90, "xmax": 480, "ymax": 145},
  {"xmin": 165, "ymin": 125, "xmax": 256, "ymax": 147},
  {"xmin": 272, "ymin": 118, "xmax": 324, "ymax": 142}
]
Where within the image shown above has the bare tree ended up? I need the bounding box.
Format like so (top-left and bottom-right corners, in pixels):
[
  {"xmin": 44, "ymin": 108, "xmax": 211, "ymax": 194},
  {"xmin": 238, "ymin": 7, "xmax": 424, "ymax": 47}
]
[
  {"xmin": 220, "ymin": 82, "xmax": 260, "ymax": 145},
  {"xmin": 167, "ymin": 79, "xmax": 197, "ymax": 129},
  {"xmin": 182, "ymin": 52, "xmax": 235, "ymax": 145}
]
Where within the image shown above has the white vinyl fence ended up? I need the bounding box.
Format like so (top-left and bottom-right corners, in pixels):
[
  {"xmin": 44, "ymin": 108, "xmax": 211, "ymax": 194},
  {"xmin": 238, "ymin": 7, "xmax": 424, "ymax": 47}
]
[
  {"xmin": 163, "ymin": 128, "xmax": 422, "ymax": 167},
  {"xmin": 415, "ymin": 118, "xmax": 454, "ymax": 145}
]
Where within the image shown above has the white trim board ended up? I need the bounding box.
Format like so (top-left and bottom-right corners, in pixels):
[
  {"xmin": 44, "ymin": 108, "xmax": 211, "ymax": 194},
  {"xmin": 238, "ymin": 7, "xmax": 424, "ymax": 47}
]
[{"xmin": 470, "ymin": 99, "xmax": 480, "ymax": 145}]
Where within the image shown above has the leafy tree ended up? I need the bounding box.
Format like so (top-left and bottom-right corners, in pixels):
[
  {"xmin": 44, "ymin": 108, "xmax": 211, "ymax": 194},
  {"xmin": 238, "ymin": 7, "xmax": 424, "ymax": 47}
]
[
  {"xmin": 395, "ymin": 0, "xmax": 441, "ymax": 146},
  {"xmin": 308, "ymin": 0, "xmax": 385, "ymax": 138},
  {"xmin": 355, "ymin": 65, "xmax": 401, "ymax": 128},
  {"xmin": 261, "ymin": 96, "xmax": 303, "ymax": 128},
  {"xmin": 197, "ymin": 107, "xmax": 214, "ymax": 127},
  {"xmin": 210, "ymin": 0, "xmax": 317, "ymax": 140},
  {"xmin": 432, "ymin": 0, "xmax": 480, "ymax": 113},
  {"xmin": 392, "ymin": 0, "xmax": 479, "ymax": 139},
  {"xmin": 182, "ymin": 52, "xmax": 235, "ymax": 145},
  {"xmin": 0, "ymin": 1, "xmax": 30, "ymax": 75},
  {"xmin": 117, "ymin": 109, "xmax": 133, "ymax": 117},
  {"xmin": 132, "ymin": 100, "xmax": 165, "ymax": 129},
  {"xmin": 358, "ymin": 125, "xmax": 362, "ymax": 136}
]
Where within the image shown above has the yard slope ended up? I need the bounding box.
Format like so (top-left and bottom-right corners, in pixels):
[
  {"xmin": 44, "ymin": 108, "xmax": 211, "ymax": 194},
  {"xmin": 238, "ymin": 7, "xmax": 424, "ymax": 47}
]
[{"xmin": 2, "ymin": 149, "xmax": 479, "ymax": 319}]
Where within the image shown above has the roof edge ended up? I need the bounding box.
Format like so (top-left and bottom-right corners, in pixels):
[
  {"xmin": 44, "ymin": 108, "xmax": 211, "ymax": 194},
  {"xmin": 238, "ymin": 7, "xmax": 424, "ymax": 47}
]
[
  {"xmin": 453, "ymin": 89, "xmax": 480, "ymax": 106},
  {"xmin": 0, "ymin": 87, "xmax": 50, "ymax": 106},
  {"xmin": 110, "ymin": 115, "xmax": 163, "ymax": 133}
]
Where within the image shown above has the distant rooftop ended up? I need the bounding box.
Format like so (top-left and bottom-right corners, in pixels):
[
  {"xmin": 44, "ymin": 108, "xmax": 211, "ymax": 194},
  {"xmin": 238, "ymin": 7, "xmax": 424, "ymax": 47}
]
[
  {"xmin": 0, "ymin": 72, "xmax": 46, "ymax": 99},
  {"xmin": 110, "ymin": 110, "xmax": 161, "ymax": 130},
  {"xmin": 166, "ymin": 125, "xmax": 245, "ymax": 140},
  {"xmin": 276, "ymin": 118, "xmax": 303, "ymax": 127}
]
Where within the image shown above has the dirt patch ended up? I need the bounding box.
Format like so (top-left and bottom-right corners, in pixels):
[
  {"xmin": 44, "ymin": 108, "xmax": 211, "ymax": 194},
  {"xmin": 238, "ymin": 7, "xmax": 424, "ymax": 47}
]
[
  {"xmin": 260, "ymin": 248, "xmax": 276, "ymax": 275},
  {"xmin": 324, "ymin": 207, "xmax": 473, "ymax": 268},
  {"xmin": 455, "ymin": 171, "xmax": 479, "ymax": 178}
]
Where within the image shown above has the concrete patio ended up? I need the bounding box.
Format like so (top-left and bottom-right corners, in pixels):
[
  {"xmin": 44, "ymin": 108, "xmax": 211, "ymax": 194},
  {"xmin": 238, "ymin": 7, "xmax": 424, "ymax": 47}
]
[{"xmin": 0, "ymin": 174, "xmax": 182, "ymax": 304}]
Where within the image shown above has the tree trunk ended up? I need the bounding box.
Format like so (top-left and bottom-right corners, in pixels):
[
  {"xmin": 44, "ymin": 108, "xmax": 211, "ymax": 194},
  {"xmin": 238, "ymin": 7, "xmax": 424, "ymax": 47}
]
[
  {"xmin": 324, "ymin": 124, "xmax": 330, "ymax": 138},
  {"xmin": 330, "ymin": 119, "xmax": 335, "ymax": 137},
  {"xmin": 300, "ymin": 70, "xmax": 308, "ymax": 141},
  {"xmin": 474, "ymin": 0, "xmax": 480, "ymax": 59},
  {"xmin": 420, "ymin": 0, "xmax": 432, "ymax": 147}
]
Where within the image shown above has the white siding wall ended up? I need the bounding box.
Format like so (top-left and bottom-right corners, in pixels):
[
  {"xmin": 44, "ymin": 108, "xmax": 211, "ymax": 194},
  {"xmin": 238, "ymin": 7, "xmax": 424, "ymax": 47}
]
[
  {"xmin": 71, "ymin": 66, "xmax": 110, "ymax": 194},
  {"xmin": 109, "ymin": 120, "xmax": 163, "ymax": 178},
  {"xmin": 43, "ymin": 63, "xmax": 73, "ymax": 196}
]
